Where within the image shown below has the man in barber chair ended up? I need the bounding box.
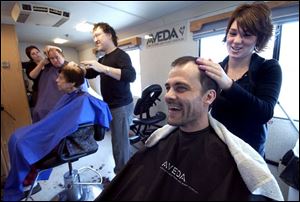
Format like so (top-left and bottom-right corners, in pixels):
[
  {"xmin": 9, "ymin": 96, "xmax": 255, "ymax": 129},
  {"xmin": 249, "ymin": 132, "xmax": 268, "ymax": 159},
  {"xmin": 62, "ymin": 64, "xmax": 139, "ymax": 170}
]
[
  {"xmin": 96, "ymin": 56, "xmax": 283, "ymax": 201},
  {"xmin": 3, "ymin": 62, "xmax": 112, "ymax": 201}
]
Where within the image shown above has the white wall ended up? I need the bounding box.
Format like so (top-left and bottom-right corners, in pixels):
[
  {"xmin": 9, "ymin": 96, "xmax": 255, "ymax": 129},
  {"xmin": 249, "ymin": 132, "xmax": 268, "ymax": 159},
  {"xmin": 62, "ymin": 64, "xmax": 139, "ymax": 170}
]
[
  {"xmin": 138, "ymin": 22, "xmax": 198, "ymax": 115},
  {"xmin": 77, "ymin": 43, "xmax": 101, "ymax": 96}
]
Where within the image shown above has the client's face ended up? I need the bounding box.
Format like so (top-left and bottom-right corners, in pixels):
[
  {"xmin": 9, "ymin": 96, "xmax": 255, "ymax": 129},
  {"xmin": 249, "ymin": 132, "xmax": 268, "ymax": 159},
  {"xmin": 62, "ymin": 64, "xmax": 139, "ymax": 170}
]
[
  {"xmin": 164, "ymin": 62, "xmax": 206, "ymax": 132},
  {"xmin": 56, "ymin": 73, "xmax": 74, "ymax": 93},
  {"xmin": 48, "ymin": 50, "xmax": 65, "ymax": 68}
]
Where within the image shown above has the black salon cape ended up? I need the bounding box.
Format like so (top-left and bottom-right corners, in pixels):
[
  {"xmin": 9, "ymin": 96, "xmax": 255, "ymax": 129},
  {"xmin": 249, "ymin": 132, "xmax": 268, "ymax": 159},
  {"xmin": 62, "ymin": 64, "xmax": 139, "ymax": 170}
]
[{"xmin": 97, "ymin": 126, "xmax": 269, "ymax": 201}]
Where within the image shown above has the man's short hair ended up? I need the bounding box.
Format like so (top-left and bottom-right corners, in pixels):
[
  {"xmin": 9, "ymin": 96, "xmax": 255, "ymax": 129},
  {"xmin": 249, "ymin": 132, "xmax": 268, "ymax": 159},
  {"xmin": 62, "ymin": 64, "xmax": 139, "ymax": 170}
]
[{"xmin": 171, "ymin": 56, "xmax": 219, "ymax": 93}]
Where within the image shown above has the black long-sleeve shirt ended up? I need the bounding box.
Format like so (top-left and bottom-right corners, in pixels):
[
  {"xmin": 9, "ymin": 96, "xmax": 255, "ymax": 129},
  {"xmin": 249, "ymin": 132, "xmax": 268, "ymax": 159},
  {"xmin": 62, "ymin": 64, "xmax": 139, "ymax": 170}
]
[
  {"xmin": 211, "ymin": 53, "xmax": 282, "ymax": 156},
  {"xmin": 85, "ymin": 48, "xmax": 136, "ymax": 109},
  {"xmin": 22, "ymin": 61, "xmax": 41, "ymax": 92}
]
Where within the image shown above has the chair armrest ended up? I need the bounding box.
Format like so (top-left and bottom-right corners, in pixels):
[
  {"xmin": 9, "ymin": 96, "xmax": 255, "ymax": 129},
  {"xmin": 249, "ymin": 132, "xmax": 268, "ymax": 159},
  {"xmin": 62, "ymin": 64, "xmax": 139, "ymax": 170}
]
[{"xmin": 94, "ymin": 124, "xmax": 106, "ymax": 141}]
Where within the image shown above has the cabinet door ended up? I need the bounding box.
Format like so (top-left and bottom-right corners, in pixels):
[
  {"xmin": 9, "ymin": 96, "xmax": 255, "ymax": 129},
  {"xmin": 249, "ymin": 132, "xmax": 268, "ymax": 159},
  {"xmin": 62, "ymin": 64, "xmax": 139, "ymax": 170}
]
[
  {"xmin": 1, "ymin": 24, "xmax": 31, "ymax": 179},
  {"xmin": 1, "ymin": 108, "xmax": 15, "ymax": 181}
]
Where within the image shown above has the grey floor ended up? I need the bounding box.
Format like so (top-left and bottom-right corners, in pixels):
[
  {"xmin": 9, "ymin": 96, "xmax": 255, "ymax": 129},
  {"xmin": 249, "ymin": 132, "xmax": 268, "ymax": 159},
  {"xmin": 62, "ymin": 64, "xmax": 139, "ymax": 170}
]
[{"xmin": 24, "ymin": 131, "xmax": 142, "ymax": 201}]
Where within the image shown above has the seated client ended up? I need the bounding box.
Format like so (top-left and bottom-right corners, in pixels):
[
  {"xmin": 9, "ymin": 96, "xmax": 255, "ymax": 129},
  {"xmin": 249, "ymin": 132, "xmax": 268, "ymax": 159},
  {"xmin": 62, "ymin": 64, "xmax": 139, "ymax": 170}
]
[
  {"xmin": 96, "ymin": 56, "xmax": 283, "ymax": 201},
  {"xmin": 3, "ymin": 62, "xmax": 112, "ymax": 201}
]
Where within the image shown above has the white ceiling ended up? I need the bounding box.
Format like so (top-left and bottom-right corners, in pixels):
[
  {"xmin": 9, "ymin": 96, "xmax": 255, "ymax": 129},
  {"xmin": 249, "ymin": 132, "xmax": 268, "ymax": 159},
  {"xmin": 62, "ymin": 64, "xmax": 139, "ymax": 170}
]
[{"xmin": 1, "ymin": 1, "xmax": 207, "ymax": 48}]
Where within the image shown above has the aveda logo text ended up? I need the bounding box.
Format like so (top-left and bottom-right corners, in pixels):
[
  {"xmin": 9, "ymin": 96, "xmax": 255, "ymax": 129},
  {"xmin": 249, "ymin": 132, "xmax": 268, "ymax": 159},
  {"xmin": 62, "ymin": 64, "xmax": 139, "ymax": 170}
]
[
  {"xmin": 161, "ymin": 160, "xmax": 186, "ymax": 182},
  {"xmin": 160, "ymin": 160, "xmax": 199, "ymax": 194},
  {"xmin": 146, "ymin": 25, "xmax": 186, "ymax": 47}
]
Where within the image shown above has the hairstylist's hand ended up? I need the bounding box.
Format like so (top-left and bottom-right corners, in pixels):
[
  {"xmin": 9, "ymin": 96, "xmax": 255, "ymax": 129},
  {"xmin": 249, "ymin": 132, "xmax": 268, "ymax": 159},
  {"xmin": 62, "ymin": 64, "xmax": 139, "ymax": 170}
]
[
  {"xmin": 38, "ymin": 57, "xmax": 50, "ymax": 70},
  {"xmin": 41, "ymin": 57, "xmax": 50, "ymax": 66},
  {"xmin": 196, "ymin": 58, "xmax": 233, "ymax": 90},
  {"xmin": 80, "ymin": 60, "xmax": 105, "ymax": 73},
  {"xmin": 69, "ymin": 61, "xmax": 87, "ymax": 75},
  {"xmin": 43, "ymin": 45, "xmax": 62, "ymax": 58}
]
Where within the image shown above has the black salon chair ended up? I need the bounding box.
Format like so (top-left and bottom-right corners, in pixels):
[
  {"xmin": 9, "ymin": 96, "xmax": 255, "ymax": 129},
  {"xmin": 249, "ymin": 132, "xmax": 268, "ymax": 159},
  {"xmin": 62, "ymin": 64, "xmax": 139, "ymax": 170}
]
[
  {"xmin": 129, "ymin": 84, "xmax": 166, "ymax": 145},
  {"xmin": 25, "ymin": 123, "xmax": 106, "ymax": 201}
]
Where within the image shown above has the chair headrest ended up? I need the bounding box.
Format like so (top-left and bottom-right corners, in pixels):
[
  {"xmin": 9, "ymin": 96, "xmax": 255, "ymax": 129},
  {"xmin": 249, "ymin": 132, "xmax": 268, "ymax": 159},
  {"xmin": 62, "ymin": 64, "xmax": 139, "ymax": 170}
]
[
  {"xmin": 141, "ymin": 84, "xmax": 162, "ymax": 98},
  {"xmin": 134, "ymin": 84, "xmax": 163, "ymax": 115}
]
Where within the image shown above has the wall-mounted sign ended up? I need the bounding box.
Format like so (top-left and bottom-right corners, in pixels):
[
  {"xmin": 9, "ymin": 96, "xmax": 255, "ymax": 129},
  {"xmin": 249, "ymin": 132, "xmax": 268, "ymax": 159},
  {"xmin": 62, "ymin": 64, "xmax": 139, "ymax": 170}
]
[{"xmin": 146, "ymin": 24, "xmax": 186, "ymax": 48}]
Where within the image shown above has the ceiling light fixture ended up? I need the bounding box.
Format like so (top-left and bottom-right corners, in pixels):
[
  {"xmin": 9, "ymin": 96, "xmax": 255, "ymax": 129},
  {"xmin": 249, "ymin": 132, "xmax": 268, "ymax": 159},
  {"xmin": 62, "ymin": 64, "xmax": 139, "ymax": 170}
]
[
  {"xmin": 75, "ymin": 21, "xmax": 94, "ymax": 32},
  {"xmin": 53, "ymin": 38, "xmax": 68, "ymax": 44}
]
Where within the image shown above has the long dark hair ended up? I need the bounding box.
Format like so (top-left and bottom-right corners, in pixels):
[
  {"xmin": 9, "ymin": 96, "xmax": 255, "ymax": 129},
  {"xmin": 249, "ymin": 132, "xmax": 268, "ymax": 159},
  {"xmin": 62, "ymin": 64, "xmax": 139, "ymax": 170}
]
[
  {"xmin": 25, "ymin": 45, "xmax": 40, "ymax": 61},
  {"xmin": 93, "ymin": 22, "xmax": 118, "ymax": 47}
]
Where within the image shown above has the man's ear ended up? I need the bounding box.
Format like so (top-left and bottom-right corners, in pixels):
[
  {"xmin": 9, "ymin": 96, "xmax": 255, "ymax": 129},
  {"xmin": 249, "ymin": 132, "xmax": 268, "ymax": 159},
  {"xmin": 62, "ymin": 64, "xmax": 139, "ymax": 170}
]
[
  {"xmin": 108, "ymin": 33, "xmax": 112, "ymax": 40},
  {"xmin": 203, "ymin": 89, "xmax": 216, "ymax": 105}
]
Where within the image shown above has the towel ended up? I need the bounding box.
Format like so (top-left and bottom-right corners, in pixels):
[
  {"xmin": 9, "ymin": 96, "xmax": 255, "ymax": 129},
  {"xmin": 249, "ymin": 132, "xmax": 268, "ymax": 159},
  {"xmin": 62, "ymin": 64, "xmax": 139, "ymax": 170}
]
[{"xmin": 145, "ymin": 113, "xmax": 284, "ymax": 201}]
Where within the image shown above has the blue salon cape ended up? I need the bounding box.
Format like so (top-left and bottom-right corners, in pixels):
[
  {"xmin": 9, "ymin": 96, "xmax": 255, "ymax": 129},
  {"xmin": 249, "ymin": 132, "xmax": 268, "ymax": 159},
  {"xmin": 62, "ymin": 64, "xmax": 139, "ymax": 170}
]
[{"xmin": 3, "ymin": 90, "xmax": 112, "ymax": 201}]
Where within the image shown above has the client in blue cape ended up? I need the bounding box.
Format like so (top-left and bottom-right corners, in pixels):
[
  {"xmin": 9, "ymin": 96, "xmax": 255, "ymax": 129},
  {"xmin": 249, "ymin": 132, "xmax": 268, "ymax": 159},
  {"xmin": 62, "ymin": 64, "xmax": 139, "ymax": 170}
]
[{"xmin": 3, "ymin": 62, "xmax": 112, "ymax": 201}]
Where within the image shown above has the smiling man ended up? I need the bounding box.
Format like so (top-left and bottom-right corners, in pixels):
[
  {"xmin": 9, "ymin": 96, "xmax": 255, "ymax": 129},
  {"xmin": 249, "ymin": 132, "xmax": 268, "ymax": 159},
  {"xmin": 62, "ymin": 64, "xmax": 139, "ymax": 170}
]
[
  {"xmin": 95, "ymin": 56, "xmax": 283, "ymax": 201},
  {"xmin": 164, "ymin": 56, "xmax": 217, "ymax": 132}
]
